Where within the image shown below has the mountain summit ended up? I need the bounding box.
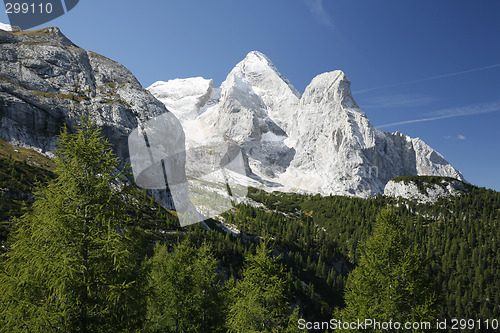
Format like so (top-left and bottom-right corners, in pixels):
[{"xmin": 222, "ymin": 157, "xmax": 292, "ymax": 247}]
[{"xmin": 148, "ymin": 51, "xmax": 464, "ymax": 197}]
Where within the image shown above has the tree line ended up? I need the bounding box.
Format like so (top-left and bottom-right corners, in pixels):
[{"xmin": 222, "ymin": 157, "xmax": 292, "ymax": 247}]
[{"xmin": 0, "ymin": 120, "xmax": 301, "ymax": 332}]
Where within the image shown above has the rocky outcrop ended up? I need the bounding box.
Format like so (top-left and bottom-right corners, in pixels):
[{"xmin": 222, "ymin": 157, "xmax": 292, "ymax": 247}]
[
  {"xmin": 0, "ymin": 27, "xmax": 168, "ymax": 158},
  {"xmin": 149, "ymin": 51, "xmax": 464, "ymax": 197},
  {"xmin": 384, "ymin": 177, "xmax": 468, "ymax": 203},
  {"xmin": 0, "ymin": 27, "xmax": 197, "ymax": 218}
]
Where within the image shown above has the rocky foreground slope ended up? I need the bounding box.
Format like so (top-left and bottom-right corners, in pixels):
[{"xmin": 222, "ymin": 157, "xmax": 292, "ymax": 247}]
[{"xmin": 149, "ymin": 51, "xmax": 464, "ymax": 198}]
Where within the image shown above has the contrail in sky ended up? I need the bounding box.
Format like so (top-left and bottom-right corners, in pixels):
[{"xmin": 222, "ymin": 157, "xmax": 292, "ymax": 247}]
[
  {"xmin": 377, "ymin": 101, "xmax": 500, "ymax": 128},
  {"xmin": 354, "ymin": 63, "xmax": 500, "ymax": 94}
]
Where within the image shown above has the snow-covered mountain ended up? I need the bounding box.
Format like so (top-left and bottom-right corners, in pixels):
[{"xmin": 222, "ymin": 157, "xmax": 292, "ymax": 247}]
[{"xmin": 148, "ymin": 51, "xmax": 464, "ymax": 197}]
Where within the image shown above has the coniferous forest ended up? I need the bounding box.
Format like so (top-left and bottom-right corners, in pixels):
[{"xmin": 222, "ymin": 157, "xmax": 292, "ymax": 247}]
[{"xmin": 0, "ymin": 121, "xmax": 499, "ymax": 332}]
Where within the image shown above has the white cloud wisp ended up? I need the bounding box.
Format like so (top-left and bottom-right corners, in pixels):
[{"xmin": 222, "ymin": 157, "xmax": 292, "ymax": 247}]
[
  {"xmin": 305, "ymin": 0, "xmax": 334, "ymax": 27},
  {"xmin": 377, "ymin": 101, "xmax": 500, "ymax": 129}
]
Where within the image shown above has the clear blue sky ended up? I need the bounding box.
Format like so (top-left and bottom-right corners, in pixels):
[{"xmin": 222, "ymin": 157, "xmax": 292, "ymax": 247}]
[{"xmin": 2, "ymin": 0, "xmax": 499, "ymax": 190}]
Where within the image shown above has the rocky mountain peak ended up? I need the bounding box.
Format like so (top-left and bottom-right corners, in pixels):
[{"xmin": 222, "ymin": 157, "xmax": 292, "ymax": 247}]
[
  {"xmin": 224, "ymin": 51, "xmax": 301, "ymax": 99},
  {"xmin": 4, "ymin": 26, "xmax": 74, "ymax": 46},
  {"xmin": 302, "ymin": 70, "xmax": 359, "ymax": 109},
  {"xmin": 149, "ymin": 51, "xmax": 464, "ymax": 199}
]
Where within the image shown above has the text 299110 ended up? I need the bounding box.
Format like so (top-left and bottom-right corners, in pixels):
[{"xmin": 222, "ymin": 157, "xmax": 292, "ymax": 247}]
[{"xmin": 5, "ymin": 2, "xmax": 53, "ymax": 14}]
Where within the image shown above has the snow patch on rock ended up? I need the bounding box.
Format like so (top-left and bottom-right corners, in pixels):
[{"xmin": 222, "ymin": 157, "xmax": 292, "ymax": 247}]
[{"xmin": 0, "ymin": 22, "xmax": 13, "ymax": 31}]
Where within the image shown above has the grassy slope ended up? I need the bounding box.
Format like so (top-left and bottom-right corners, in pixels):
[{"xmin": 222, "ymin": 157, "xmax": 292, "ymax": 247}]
[
  {"xmin": 0, "ymin": 139, "xmax": 55, "ymax": 241},
  {"xmin": 0, "ymin": 138, "xmax": 182, "ymax": 246}
]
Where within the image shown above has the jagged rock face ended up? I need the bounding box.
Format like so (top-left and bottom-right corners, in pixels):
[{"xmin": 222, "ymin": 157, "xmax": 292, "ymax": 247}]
[
  {"xmin": 149, "ymin": 51, "xmax": 464, "ymax": 197},
  {"xmin": 0, "ymin": 27, "xmax": 194, "ymax": 214},
  {"xmin": 0, "ymin": 27, "xmax": 170, "ymax": 159},
  {"xmin": 384, "ymin": 178, "xmax": 467, "ymax": 203}
]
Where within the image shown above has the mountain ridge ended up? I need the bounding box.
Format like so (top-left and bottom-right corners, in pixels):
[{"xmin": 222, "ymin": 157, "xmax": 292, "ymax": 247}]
[
  {"xmin": 148, "ymin": 51, "xmax": 464, "ymax": 198},
  {"xmin": 0, "ymin": 26, "xmax": 204, "ymax": 221},
  {"xmin": 0, "ymin": 24, "xmax": 465, "ymax": 214}
]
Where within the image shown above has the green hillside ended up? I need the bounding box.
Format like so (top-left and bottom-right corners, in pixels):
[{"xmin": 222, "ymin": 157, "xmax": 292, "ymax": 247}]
[
  {"xmin": 232, "ymin": 184, "xmax": 500, "ymax": 325},
  {"xmin": 0, "ymin": 132, "xmax": 498, "ymax": 331}
]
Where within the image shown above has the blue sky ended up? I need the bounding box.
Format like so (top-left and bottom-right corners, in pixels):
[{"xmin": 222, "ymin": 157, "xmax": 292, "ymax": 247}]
[{"xmin": 2, "ymin": 0, "xmax": 499, "ymax": 190}]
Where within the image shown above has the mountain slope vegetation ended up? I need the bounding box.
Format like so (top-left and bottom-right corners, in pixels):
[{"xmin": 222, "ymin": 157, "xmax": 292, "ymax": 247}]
[{"xmin": 0, "ymin": 128, "xmax": 498, "ymax": 332}]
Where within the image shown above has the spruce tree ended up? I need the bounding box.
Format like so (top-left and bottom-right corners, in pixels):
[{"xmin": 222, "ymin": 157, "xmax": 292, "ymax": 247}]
[
  {"xmin": 338, "ymin": 209, "xmax": 437, "ymax": 330},
  {"xmin": 0, "ymin": 119, "xmax": 148, "ymax": 332}
]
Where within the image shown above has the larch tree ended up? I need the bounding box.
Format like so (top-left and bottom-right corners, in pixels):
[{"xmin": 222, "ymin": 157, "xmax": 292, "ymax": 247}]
[
  {"xmin": 227, "ymin": 240, "xmax": 302, "ymax": 333},
  {"xmin": 0, "ymin": 118, "xmax": 148, "ymax": 332},
  {"xmin": 338, "ymin": 209, "xmax": 437, "ymax": 330},
  {"xmin": 145, "ymin": 240, "xmax": 226, "ymax": 333}
]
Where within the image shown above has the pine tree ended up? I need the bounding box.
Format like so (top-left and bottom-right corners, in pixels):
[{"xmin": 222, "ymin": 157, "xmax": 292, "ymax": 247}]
[
  {"xmin": 227, "ymin": 240, "xmax": 302, "ymax": 333},
  {"xmin": 338, "ymin": 209, "xmax": 437, "ymax": 330},
  {"xmin": 145, "ymin": 241, "xmax": 226, "ymax": 333},
  {"xmin": 0, "ymin": 119, "xmax": 148, "ymax": 332}
]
